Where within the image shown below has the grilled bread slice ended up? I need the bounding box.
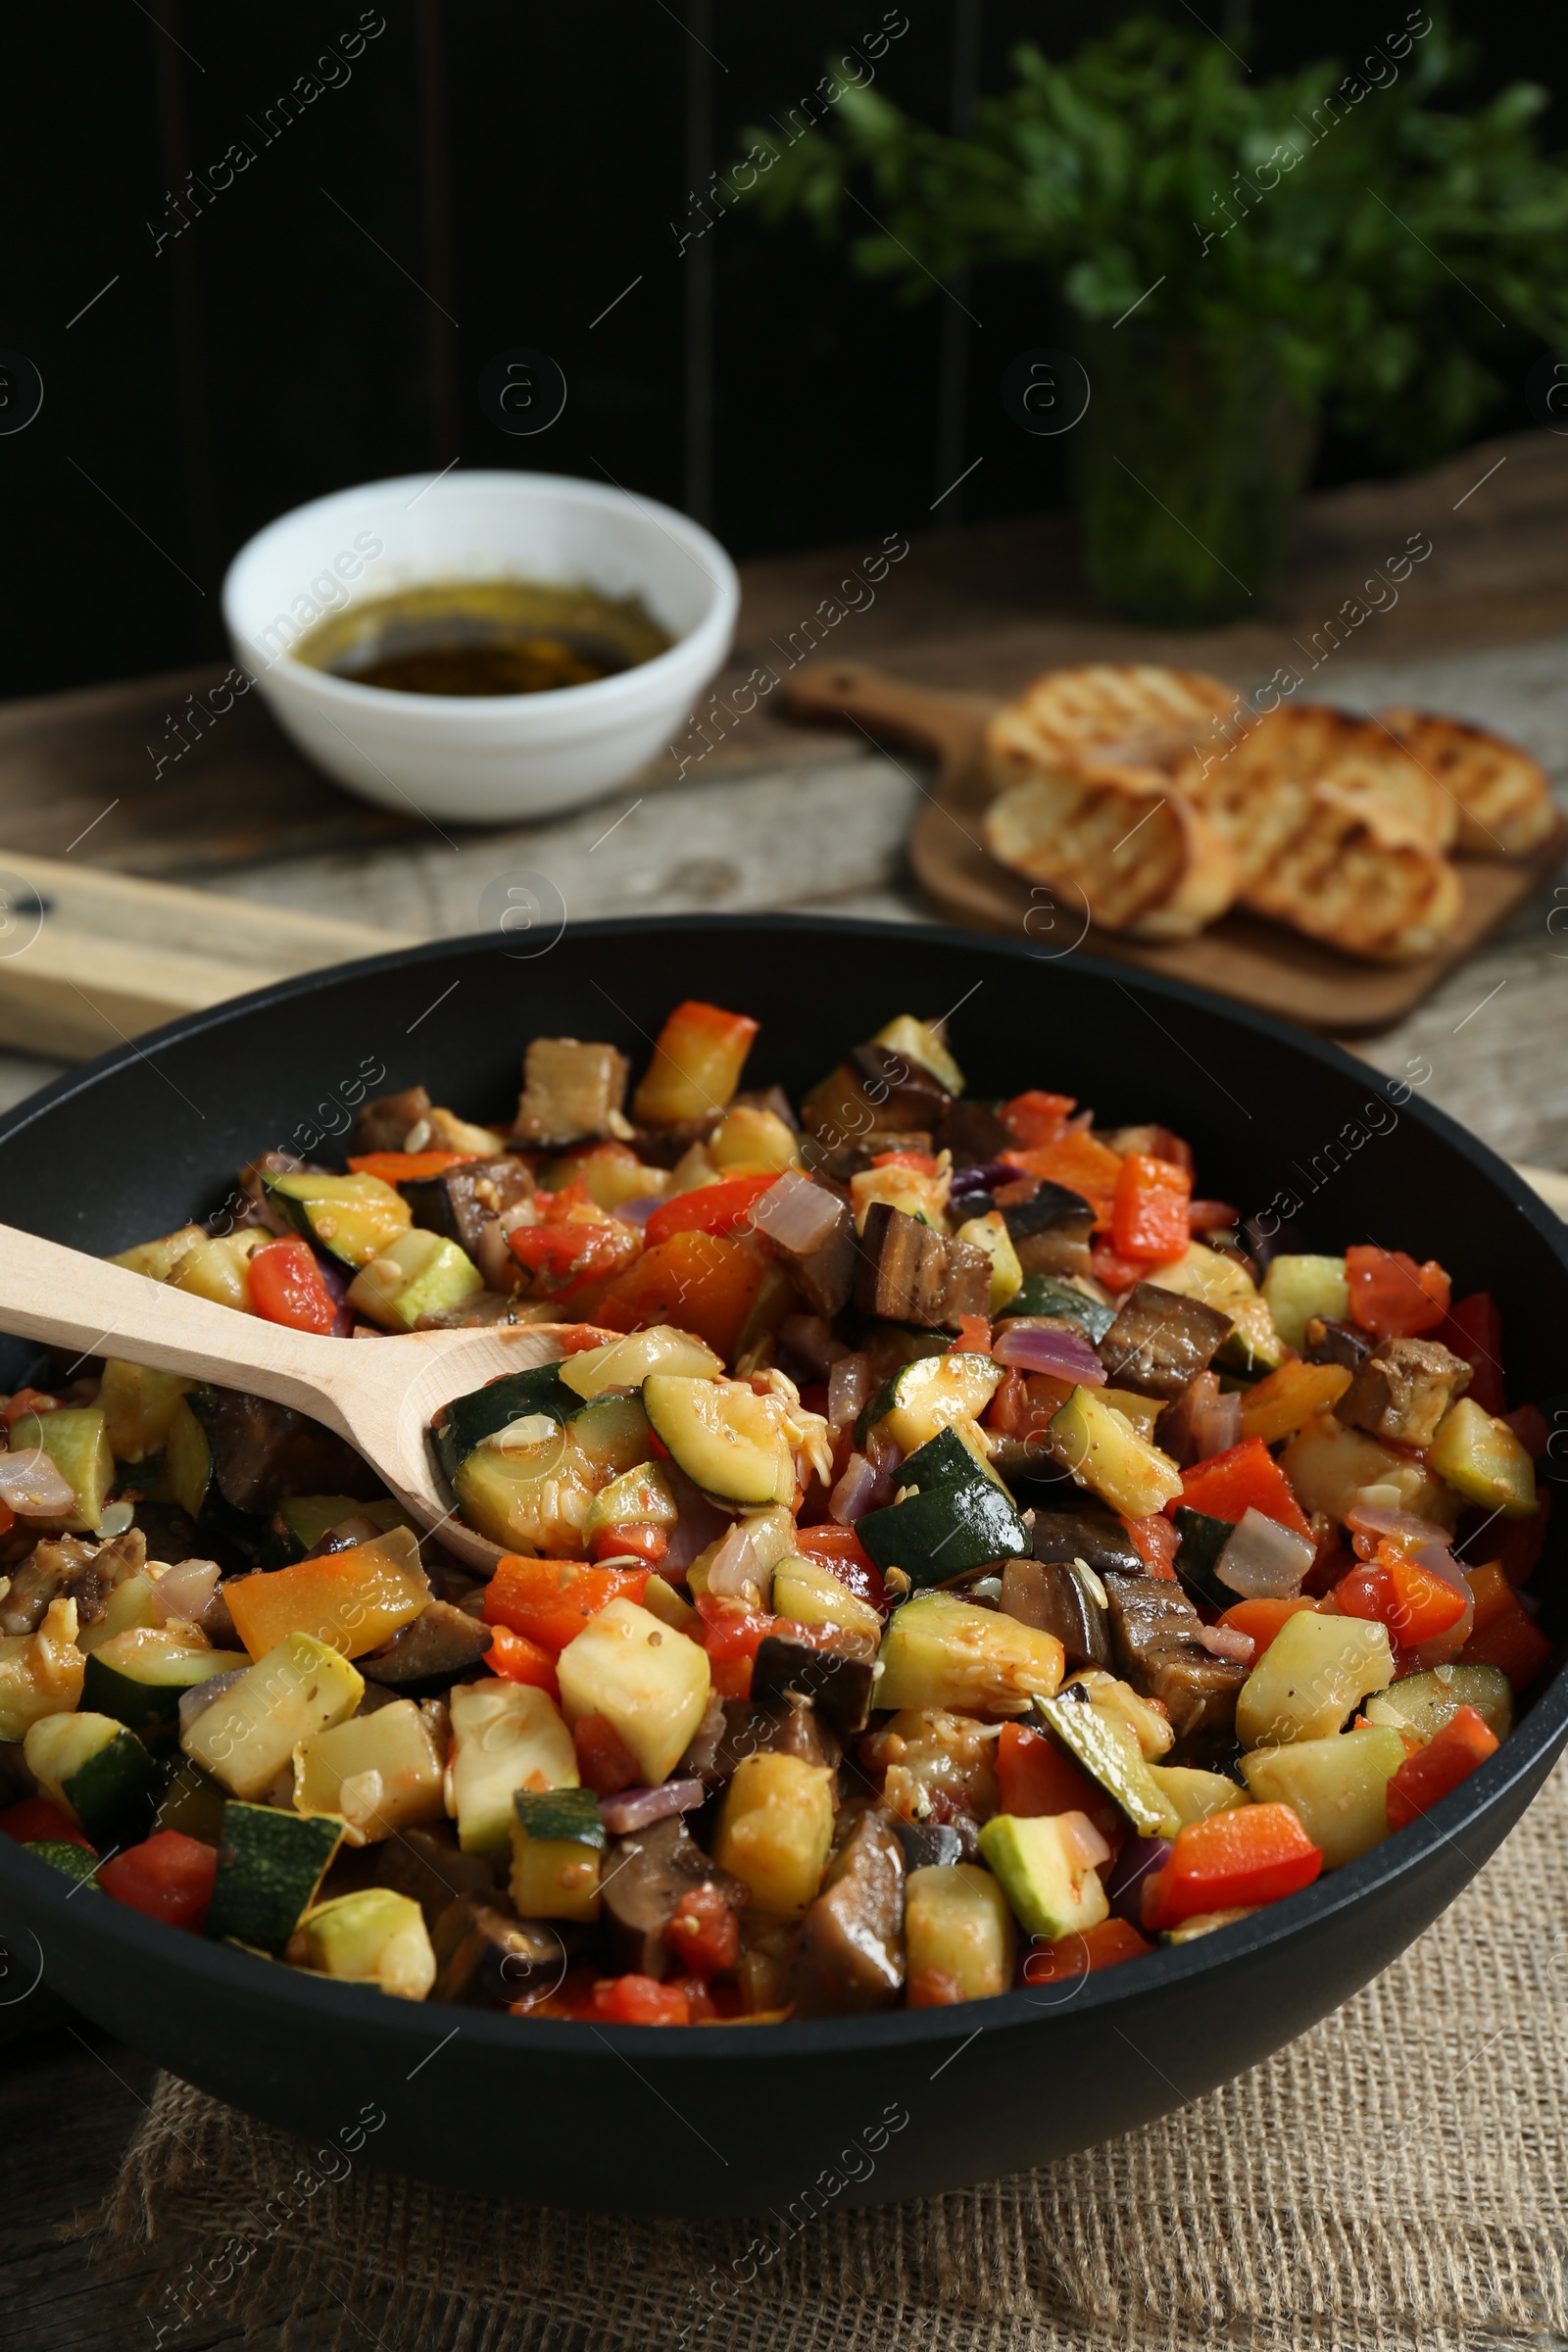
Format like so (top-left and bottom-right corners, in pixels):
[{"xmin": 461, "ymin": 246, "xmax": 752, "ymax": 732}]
[
  {"xmin": 1377, "ymin": 707, "xmax": 1558, "ymax": 856},
  {"xmin": 1243, "ymin": 781, "xmax": 1463, "ymax": 963},
  {"xmin": 989, "ymin": 662, "xmax": 1241, "ymax": 775},
  {"xmin": 1179, "ymin": 705, "xmax": 1457, "ymax": 884},
  {"xmin": 982, "ymin": 760, "xmax": 1237, "ymax": 939}
]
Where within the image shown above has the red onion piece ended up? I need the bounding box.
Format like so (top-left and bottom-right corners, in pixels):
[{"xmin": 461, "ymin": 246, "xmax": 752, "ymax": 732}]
[
  {"xmin": 150, "ymin": 1557, "xmax": 222, "ymax": 1626},
  {"xmin": 949, "ymin": 1159, "xmax": 1015, "ymax": 1200},
  {"xmin": 1215, "ymin": 1506, "xmax": 1316, "ymax": 1599},
  {"xmin": 751, "ymin": 1170, "xmax": 845, "ymax": 1255},
  {"xmin": 992, "ymin": 1319, "xmax": 1105, "ymax": 1388},
  {"xmin": 662, "ymin": 1472, "xmax": 731, "ymax": 1573},
  {"xmin": 707, "ymin": 1522, "xmax": 760, "ymax": 1599},
  {"xmin": 1347, "ymin": 1501, "xmax": 1452, "ymax": 1550},
  {"xmin": 599, "ymin": 1779, "xmax": 706, "ymax": 1835},
  {"xmin": 827, "ymin": 1353, "xmax": 871, "ymax": 1431},
  {"xmin": 830, "ymin": 1451, "xmax": 878, "ymax": 1525},
  {"xmin": 0, "ymin": 1447, "xmax": 77, "ymax": 1518},
  {"xmin": 1191, "ymin": 1385, "xmax": 1242, "ymax": 1461},
  {"xmin": 1056, "ymin": 1810, "xmax": 1112, "ymax": 1872},
  {"xmin": 1193, "ymin": 1622, "xmax": 1256, "ymax": 1661}
]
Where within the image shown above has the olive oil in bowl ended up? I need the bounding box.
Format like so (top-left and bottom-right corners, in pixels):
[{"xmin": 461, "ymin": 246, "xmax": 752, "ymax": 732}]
[{"xmin": 292, "ymin": 580, "xmax": 673, "ymax": 698}]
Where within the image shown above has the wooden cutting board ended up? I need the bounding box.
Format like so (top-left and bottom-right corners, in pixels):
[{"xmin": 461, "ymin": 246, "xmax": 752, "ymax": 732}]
[{"xmin": 786, "ymin": 661, "xmax": 1568, "ymax": 1038}]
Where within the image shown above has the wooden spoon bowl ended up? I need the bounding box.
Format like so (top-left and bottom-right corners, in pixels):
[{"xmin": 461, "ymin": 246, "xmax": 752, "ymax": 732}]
[{"xmin": 0, "ymin": 1220, "xmax": 596, "ymax": 1573}]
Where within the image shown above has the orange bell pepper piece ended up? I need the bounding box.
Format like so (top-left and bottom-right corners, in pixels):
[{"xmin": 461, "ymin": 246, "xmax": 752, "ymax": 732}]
[
  {"xmin": 1110, "ymin": 1154, "xmax": 1192, "ymax": 1263},
  {"xmin": 346, "ymin": 1151, "xmax": 478, "ymax": 1181},
  {"xmin": 1121, "ymin": 1512, "xmax": 1180, "ymax": 1578},
  {"xmin": 1238, "ymin": 1360, "xmax": 1352, "ymax": 1446},
  {"xmin": 1001, "ymin": 1091, "xmax": 1076, "ymax": 1149},
  {"xmin": 1177, "ymin": 1438, "xmax": 1310, "ymax": 1537},
  {"xmin": 631, "ymin": 1001, "xmax": 759, "ymax": 1126},
  {"xmin": 1334, "ymin": 1548, "xmax": 1469, "ymax": 1646},
  {"xmin": 643, "ymin": 1173, "xmax": 778, "ymax": 1250},
  {"xmin": 1003, "ymin": 1129, "xmax": 1123, "ymax": 1224},
  {"xmin": 482, "ymin": 1557, "xmax": 649, "ymax": 1653},
  {"xmin": 1216, "ymin": 1595, "xmax": 1316, "ymax": 1661},
  {"xmin": 595, "ymin": 1228, "xmax": 768, "ymax": 1360},
  {"xmin": 1345, "ymin": 1244, "xmax": 1450, "ymax": 1340},
  {"xmin": 1143, "ymin": 1803, "xmax": 1322, "ymax": 1931},
  {"xmin": 1385, "ymin": 1703, "xmax": 1499, "ymax": 1831},
  {"xmin": 225, "ymin": 1537, "xmax": 428, "ymax": 1661},
  {"xmin": 482, "ymin": 1622, "xmax": 562, "ymax": 1699}
]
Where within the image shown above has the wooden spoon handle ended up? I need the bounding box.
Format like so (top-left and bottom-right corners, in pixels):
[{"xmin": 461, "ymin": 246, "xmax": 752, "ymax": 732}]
[
  {"xmin": 0, "ymin": 1221, "xmax": 344, "ymax": 1423},
  {"xmin": 784, "ymin": 660, "xmax": 991, "ymax": 770}
]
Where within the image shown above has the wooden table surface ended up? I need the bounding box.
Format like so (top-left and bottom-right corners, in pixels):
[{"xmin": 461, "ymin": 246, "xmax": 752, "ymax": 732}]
[{"xmin": 4, "ymin": 430, "xmax": 1568, "ymax": 2345}]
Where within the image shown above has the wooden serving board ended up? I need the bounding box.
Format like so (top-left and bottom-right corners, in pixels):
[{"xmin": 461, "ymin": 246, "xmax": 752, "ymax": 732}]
[
  {"xmin": 0, "ymin": 852, "xmax": 413, "ymax": 1061},
  {"xmin": 786, "ymin": 661, "xmax": 1568, "ymax": 1039}
]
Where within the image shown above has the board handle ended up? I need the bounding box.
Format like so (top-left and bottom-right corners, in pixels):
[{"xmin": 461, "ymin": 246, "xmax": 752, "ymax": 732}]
[{"xmin": 785, "ymin": 661, "xmax": 990, "ymax": 769}]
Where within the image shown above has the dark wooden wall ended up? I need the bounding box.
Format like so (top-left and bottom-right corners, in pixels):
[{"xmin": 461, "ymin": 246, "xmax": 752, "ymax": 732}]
[{"xmin": 1, "ymin": 0, "xmax": 1561, "ymax": 702}]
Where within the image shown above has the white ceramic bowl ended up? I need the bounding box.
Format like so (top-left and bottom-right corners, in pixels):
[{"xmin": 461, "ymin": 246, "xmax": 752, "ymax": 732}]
[{"xmin": 221, "ymin": 470, "xmax": 739, "ymax": 824}]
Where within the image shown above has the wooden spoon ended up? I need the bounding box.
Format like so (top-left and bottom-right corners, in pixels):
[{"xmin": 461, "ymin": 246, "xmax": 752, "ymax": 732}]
[{"xmin": 0, "ymin": 1222, "xmax": 603, "ymax": 1575}]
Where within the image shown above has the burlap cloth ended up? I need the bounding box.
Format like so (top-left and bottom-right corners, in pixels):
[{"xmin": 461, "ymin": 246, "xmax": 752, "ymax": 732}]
[{"xmin": 103, "ymin": 1759, "xmax": 1568, "ymax": 2352}]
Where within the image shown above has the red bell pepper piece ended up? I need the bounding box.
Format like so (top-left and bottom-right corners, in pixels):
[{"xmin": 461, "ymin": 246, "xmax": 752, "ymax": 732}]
[
  {"xmin": 1020, "ymin": 1916, "xmax": 1152, "ymax": 1984},
  {"xmin": 482, "ymin": 1622, "xmax": 561, "ymax": 1699},
  {"xmin": 1437, "ymin": 1292, "xmax": 1506, "ymax": 1415},
  {"xmin": 1497, "ymin": 1485, "xmax": 1549, "ymax": 1586},
  {"xmin": 592, "ymin": 1972, "xmax": 691, "ymax": 2026},
  {"xmin": 596, "ymin": 1229, "xmax": 768, "ymax": 1359},
  {"xmin": 996, "ymin": 1723, "xmax": 1122, "ymax": 1849},
  {"xmin": 482, "ymin": 1557, "xmax": 649, "ymax": 1653},
  {"xmin": 1216, "ymin": 1595, "xmax": 1316, "ymax": 1662},
  {"xmin": 1385, "ymin": 1704, "xmax": 1499, "ymax": 1831},
  {"xmin": 573, "ymin": 1713, "xmax": 641, "ymax": 1796},
  {"xmin": 346, "ymin": 1150, "xmax": 478, "ymax": 1181},
  {"xmin": 954, "ymin": 1314, "xmax": 992, "ymax": 1354},
  {"xmin": 590, "ymin": 1522, "xmax": 668, "ymax": 1568},
  {"xmin": 1121, "ymin": 1513, "xmax": 1180, "ymax": 1579},
  {"xmin": 1143, "ymin": 1803, "xmax": 1322, "ymax": 1930},
  {"xmin": 1176, "ymin": 1438, "xmax": 1310, "ymax": 1538},
  {"xmin": 1003, "ymin": 1130, "xmax": 1123, "ymax": 1224},
  {"xmin": 1001, "ymin": 1090, "xmax": 1075, "ymax": 1149},
  {"xmin": 1345, "ymin": 1244, "xmax": 1450, "ymax": 1340},
  {"xmin": 695, "ymin": 1592, "xmax": 777, "ymax": 1701},
  {"xmin": 1110, "ymin": 1153, "xmax": 1193, "ymax": 1264},
  {"xmin": 643, "ymin": 1172, "xmax": 779, "ymax": 1250},
  {"xmin": 789, "ymin": 1522, "xmax": 887, "ymax": 1611},
  {"xmin": 1090, "ymin": 1242, "xmax": 1154, "ymax": 1294},
  {"xmin": 1459, "ymin": 1596, "xmax": 1553, "ymax": 1690},
  {"xmin": 98, "ymin": 1831, "xmax": 218, "ymax": 1931},
  {"xmin": 0, "ymin": 1795, "xmax": 92, "ymax": 1850},
  {"xmin": 509, "ymin": 1214, "xmax": 641, "ymax": 1299},
  {"xmin": 3, "ymin": 1387, "xmax": 60, "ymax": 1429},
  {"xmin": 1334, "ymin": 1547, "xmax": 1469, "ymax": 1646},
  {"xmin": 248, "ymin": 1237, "xmax": 340, "ymax": 1334},
  {"xmin": 667, "ymin": 1883, "xmax": 740, "ymax": 1980}
]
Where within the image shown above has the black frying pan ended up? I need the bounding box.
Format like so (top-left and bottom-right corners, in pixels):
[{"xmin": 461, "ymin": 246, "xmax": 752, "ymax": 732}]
[{"xmin": 0, "ymin": 915, "xmax": 1562, "ymax": 2216}]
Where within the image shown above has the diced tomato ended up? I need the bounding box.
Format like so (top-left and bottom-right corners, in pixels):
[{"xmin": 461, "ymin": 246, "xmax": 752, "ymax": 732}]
[
  {"xmin": 1333, "ymin": 1548, "xmax": 1467, "ymax": 1646},
  {"xmin": 1110, "ymin": 1153, "xmax": 1193, "ymax": 1264},
  {"xmin": 666, "ymin": 1973, "xmax": 716, "ymax": 2022},
  {"xmin": 954, "ymin": 1314, "xmax": 992, "ymax": 1354},
  {"xmin": 1505, "ymin": 1405, "xmax": 1550, "ymax": 1460},
  {"xmin": 1003, "ymin": 1129, "xmax": 1122, "ymax": 1225},
  {"xmin": 1176, "ymin": 1438, "xmax": 1310, "ymax": 1538},
  {"xmin": 695, "ymin": 1592, "xmax": 776, "ymax": 1700},
  {"xmin": 573, "ymin": 1713, "xmax": 641, "ymax": 1796},
  {"xmin": 591, "ymin": 1522, "xmax": 668, "ymax": 1568},
  {"xmin": 1460, "ymin": 1596, "xmax": 1553, "ymax": 1690},
  {"xmin": 996, "ymin": 1723, "xmax": 1122, "ymax": 1848},
  {"xmin": 987, "ymin": 1368, "xmax": 1072, "ymax": 1451},
  {"xmin": 1345, "ymin": 1244, "xmax": 1450, "ymax": 1340},
  {"xmin": 248, "ymin": 1236, "xmax": 339, "ymax": 1334},
  {"xmin": 98, "ymin": 1831, "xmax": 218, "ymax": 1931},
  {"xmin": 1090, "ymin": 1243, "xmax": 1150, "ymax": 1294},
  {"xmin": 1001, "ymin": 1091, "xmax": 1076, "ymax": 1149},
  {"xmin": 482, "ymin": 1622, "xmax": 561, "ymax": 1699},
  {"xmin": 596, "ymin": 1228, "xmax": 768, "ymax": 1360},
  {"xmin": 667, "ymin": 1882, "xmax": 740, "ymax": 1980},
  {"xmin": 593, "ymin": 1972, "xmax": 691, "ymax": 2026},
  {"xmin": 0, "ymin": 1795, "xmax": 92, "ymax": 1850},
  {"xmin": 1188, "ymin": 1199, "xmax": 1239, "ymax": 1234},
  {"xmin": 482, "ymin": 1557, "xmax": 649, "ymax": 1653},
  {"xmin": 346, "ymin": 1150, "xmax": 478, "ymax": 1181},
  {"xmin": 0, "ymin": 1497, "xmax": 12, "ymax": 1537},
  {"xmin": 1437, "ymin": 1293, "xmax": 1505, "ymax": 1415},
  {"xmin": 1385, "ymin": 1704, "xmax": 1499, "ymax": 1831},
  {"xmin": 1121, "ymin": 1513, "xmax": 1180, "ymax": 1579},
  {"xmin": 3, "ymin": 1386, "xmax": 60, "ymax": 1428},
  {"xmin": 789, "ymin": 1522, "xmax": 887, "ymax": 1610},
  {"xmin": 1216, "ymin": 1595, "xmax": 1316, "ymax": 1662},
  {"xmin": 509, "ymin": 1215, "xmax": 642, "ymax": 1300},
  {"xmin": 1497, "ymin": 1487, "xmax": 1549, "ymax": 1587},
  {"xmin": 1020, "ymin": 1917, "xmax": 1152, "ymax": 1983},
  {"xmin": 1143, "ymin": 1803, "xmax": 1322, "ymax": 1931},
  {"xmin": 643, "ymin": 1173, "xmax": 779, "ymax": 1250}
]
